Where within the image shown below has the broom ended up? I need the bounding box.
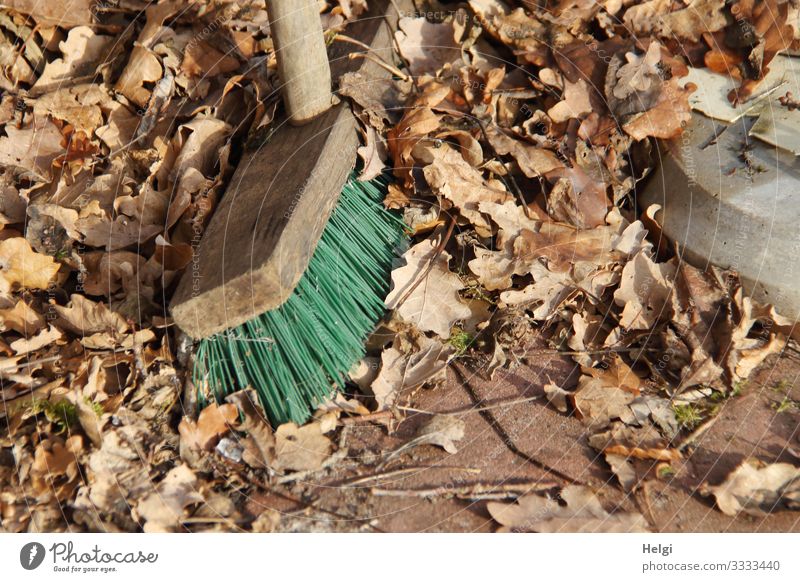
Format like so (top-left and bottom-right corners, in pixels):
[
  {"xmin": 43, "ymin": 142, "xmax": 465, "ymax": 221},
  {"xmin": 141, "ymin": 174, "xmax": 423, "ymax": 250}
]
[{"xmin": 170, "ymin": 0, "xmax": 409, "ymax": 425}]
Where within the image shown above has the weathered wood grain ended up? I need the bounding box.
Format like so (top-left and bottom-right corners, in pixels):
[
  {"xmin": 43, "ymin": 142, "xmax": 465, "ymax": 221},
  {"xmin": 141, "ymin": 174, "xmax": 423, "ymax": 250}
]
[{"xmin": 171, "ymin": 0, "xmax": 403, "ymax": 338}]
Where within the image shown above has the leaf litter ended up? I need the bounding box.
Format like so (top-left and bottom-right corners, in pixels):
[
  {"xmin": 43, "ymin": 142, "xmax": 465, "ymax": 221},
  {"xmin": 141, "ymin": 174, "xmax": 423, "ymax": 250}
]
[{"xmin": 1, "ymin": 0, "xmax": 798, "ymax": 533}]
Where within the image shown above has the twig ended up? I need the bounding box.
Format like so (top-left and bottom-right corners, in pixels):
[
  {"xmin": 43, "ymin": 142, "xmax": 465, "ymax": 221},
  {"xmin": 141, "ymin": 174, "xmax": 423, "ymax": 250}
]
[
  {"xmin": 397, "ymin": 394, "xmax": 543, "ymax": 417},
  {"xmin": 393, "ymin": 217, "xmax": 457, "ymax": 310},
  {"xmin": 339, "ymin": 410, "xmax": 395, "ymax": 426},
  {"xmin": 371, "ymin": 481, "xmax": 558, "ymax": 500},
  {"xmin": 340, "ymin": 466, "xmax": 481, "ymax": 486},
  {"xmin": 333, "ymin": 33, "xmax": 373, "ymax": 52},
  {"xmin": 348, "ymin": 52, "xmax": 410, "ymax": 81}
]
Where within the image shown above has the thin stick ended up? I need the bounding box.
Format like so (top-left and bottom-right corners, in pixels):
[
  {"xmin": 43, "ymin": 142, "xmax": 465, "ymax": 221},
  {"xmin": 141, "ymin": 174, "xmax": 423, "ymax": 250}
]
[
  {"xmin": 348, "ymin": 52, "xmax": 410, "ymax": 81},
  {"xmin": 397, "ymin": 394, "xmax": 543, "ymax": 417},
  {"xmin": 341, "ymin": 466, "xmax": 482, "ymax": 486},
  {"xmin": 371, "ymin": 481, "xmax": 558, "ymax": 499},
  {"xmin": 393, "ymin": 217, "xmax": 457, "ymax": 309},
  {"xmin": 339, "ymin": 410, "xmax": 395, "ymax": 425}
]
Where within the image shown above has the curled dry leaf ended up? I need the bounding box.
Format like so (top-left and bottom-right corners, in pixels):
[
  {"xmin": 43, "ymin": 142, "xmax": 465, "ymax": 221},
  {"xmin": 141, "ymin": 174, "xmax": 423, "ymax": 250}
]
[
  {"xmin": 589, "ymin": 422, "xmax": 681, "ymax": 462},
  {"xmin": 10, "ymin": 325, "xmax": 62, "ymax": 355},
  {"xmin": 487, "ymin": 485, "xmax": 649, "ymax": 532},
  {"xmin": 422, "ymin": 146, "xmax": 511, "ymax": 235},
  {"xmin": 387, "ymin": 106, "xmax": 441, "ymax": 189},
  {"xmin": 704, "ymin": 459, "xmax": 800, "ymax": 516},
  {"xmin": 370, "ymin": 335, "xmax": 453, "ymax": 409},
  {"xmin": 178, "ymin": 402, "xmax": 238, "ymax": 452},
  {"xmin": 54, "ymin": 294, "xmax": 129, "ymax": 336},
  {"xmin": 225, "ymin": 389, "xmax": 276, "ymax": 469}
]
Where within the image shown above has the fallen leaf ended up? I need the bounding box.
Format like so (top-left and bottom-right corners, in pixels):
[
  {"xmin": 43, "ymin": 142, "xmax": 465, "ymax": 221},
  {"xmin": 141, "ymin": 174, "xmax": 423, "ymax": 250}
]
[
  {"xmin": 487, "ymin": 485, "xmax": 649, "ymax": 532},
  {"xmin": 570, "ymin": 374, "xmax": 637, "ymax": 429},
  {"xmin": 385, "ymin": 238, "xmax": 473, "ymax": 338},
  {"xmin": 370, "ymin": 335, "xmax": 453, "ymax": 409},
  {"xmin": 10, "ymin": 325, "xmax": 62, "ymax": 355},
  {"xmin": 0, "ymin": 118, "xmax": 64, "ymax": 181},
  {"xmin": 178, "ymin": 403, "xmax": 238, "ymax": 452},
  {"xmin": 54, "ymin": 294, "xmax": 129, "ymax": 336},
  {"xmin": 136, "ymin": 464, "xmax": 204, "ymax": 532},
  {"xmin": 544, "ymin": 382, "xmax": 570, "ymax": 413},
  {"xmin": 589, "ymin": 422, "xmax": 681, "ymax": 461},
  {"xmin": 395, "ymin": 17, "xmax": 462, "ymax": 76},
  {"xmin": 0, "ymin": 237, "xmax": 60, "ymax": 293},
  {"xmin": 0, "ymin": 300, "xmax": 45, "ymax": 334},
  {"xmin": 273, "ymin": 422, "xmax": 333, "ymax": 473},
  {"xmin": 423, "ymin": 146, "xmax": 511, "ymax": 234},
  {"xmin": 413, "ymin": 415, "xmax": 466, "ymax": 454},
  {"xmin": 226, "ymin": 389, "xmax": 276, "ymax": 469},
  {"xmin": 614, "ymin": 251, "xmax": 676, "ymax": 330},
  {"xmin": 33, "ymin": 27, "xmax": 113, "ymax": 92},
  {"xmin": 704, "ymin": 459, "xmax": 800, "ymax": 516}
]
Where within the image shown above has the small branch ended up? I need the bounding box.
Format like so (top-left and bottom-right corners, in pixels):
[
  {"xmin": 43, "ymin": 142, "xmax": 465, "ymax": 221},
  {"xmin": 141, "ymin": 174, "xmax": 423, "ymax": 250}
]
[
  {"xmin": 348, "ymin": 53, "xmax": 409, "ymax": 82},
  {"xmin": 397, "ymin": 394, "xmax": 543, "ymax": 417},
  {"xmin": 340, "ymin": 466, "xmax": 481, "ymax": 486},
  {"xmin": 371, "ymin": 481, "xmax": 558, "ymax": 500},
  {"xmin": 393, "ymin": 217, "xmax": 457, "ymax": 310}
]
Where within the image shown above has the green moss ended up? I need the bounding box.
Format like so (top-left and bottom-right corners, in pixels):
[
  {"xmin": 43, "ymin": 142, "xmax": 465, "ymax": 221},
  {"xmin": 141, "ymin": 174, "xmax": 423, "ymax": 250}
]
[
  {"xmin": 673, "ymin": 404, "xmax": 703, "ymax": 430},
  {"xmin": 447, "ymin": 327, "xmax": 474, "ymax": 356},
  {"xmin": 31, "ymin": 399, "xmax": 77, "ymax": 431}
]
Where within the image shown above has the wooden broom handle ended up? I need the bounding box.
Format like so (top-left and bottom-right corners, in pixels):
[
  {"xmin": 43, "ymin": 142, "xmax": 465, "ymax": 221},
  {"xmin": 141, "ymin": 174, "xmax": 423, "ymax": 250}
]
[{"xmin": 266, "ymin": 0, "xmax": 332, "ymax": 124}]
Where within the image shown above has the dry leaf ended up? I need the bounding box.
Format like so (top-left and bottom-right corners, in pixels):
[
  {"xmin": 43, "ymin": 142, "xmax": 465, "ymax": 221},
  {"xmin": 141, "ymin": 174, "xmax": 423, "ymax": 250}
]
[
  {"xmin": 33, "ymin": 27, "xmax": 112, "ymax": 91},
  {"xmin": 413, "ymin": 415, "xmax": 466, "ymax": 454},
  {"xmin": 273, "ymin": 422, "xmax": 333, "ymax": 473},
  {"xmin": 0, "ymin": 237, "xmax": 60, "ymax": 293},
  {"xmin": 136, "ymin": 464, "xmax": 204, "ymax": 532},
  {"xmin": 385, "ymin": 238, "xmax": 473, "ymax": 338},
  {"xmin": 54, "ymin": 294, "xmax": 129, "ymax": 336},
  {"xmin": 614, "ymin": 251, "xmax": 676, "ymax": 330},
  {"xmin": 10, "ymin": 325, "xmax": 62, "ymax": 355},
  {"xmin": 370, "ymin": 335, "xmax": 453, "ymax": 409},
  {"xmin": 0, "ymin": 118, "xmax": 64, "ymax": 181},
  {"xmin": 704, "ymin": 459, "xmax": 800, "ymax": 516},
  {"xmin": 570, "ymin": 374, "xmax": 637, "ymax": 430},
  {"xmin": 226, "ymin": 389, "xmax": 276, "ymax": 469},
  {"xmin": 178, "ymin": 403, "xmax": 238, "ymax": 452},
  {"xmin": 395, "ymin": 17, "xmax": 462, "ymax": 76},
  {"xmin": 423, "ymin": 146, "xmax": 511, "ymax": 234},
  {"xmin": 0, "ymin": 300, "xmax": 45, "ymax": 334},
  {"xmin": 487, "ymin": 485, "xmax": 649, "ymax": 532}
]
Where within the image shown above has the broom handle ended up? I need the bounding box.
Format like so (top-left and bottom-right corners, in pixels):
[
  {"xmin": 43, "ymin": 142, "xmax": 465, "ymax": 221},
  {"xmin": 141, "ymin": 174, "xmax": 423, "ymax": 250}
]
[{"xmin": 266, "ymin": 0, "xmax": 332, "ymax": 124}]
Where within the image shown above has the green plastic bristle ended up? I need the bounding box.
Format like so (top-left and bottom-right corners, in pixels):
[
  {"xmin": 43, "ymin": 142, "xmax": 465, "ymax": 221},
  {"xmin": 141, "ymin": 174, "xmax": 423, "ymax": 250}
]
[{"xmin": 194, "ymin": 173, "xmax": 407, "ymax": 426}]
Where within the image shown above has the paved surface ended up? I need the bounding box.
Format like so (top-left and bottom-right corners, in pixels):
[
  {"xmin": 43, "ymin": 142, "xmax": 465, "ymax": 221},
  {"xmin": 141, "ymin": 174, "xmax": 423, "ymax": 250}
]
[{"xmin": 244, "ymin": 347, "xmax": 800, "ymax": 532}]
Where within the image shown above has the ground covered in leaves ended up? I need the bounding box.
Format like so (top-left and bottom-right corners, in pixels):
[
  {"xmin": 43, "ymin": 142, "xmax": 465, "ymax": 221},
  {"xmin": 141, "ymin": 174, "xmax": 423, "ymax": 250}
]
[{"xmin": 1, "ymin": 0, "xmax": 800, "ymax": 532}]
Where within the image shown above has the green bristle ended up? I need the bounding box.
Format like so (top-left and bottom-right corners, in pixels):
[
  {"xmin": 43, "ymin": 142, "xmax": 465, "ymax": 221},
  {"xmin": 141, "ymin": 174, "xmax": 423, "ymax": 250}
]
[{"xmin": 194, "ymin": 173, "xmax": 407, "ymax": 426}]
